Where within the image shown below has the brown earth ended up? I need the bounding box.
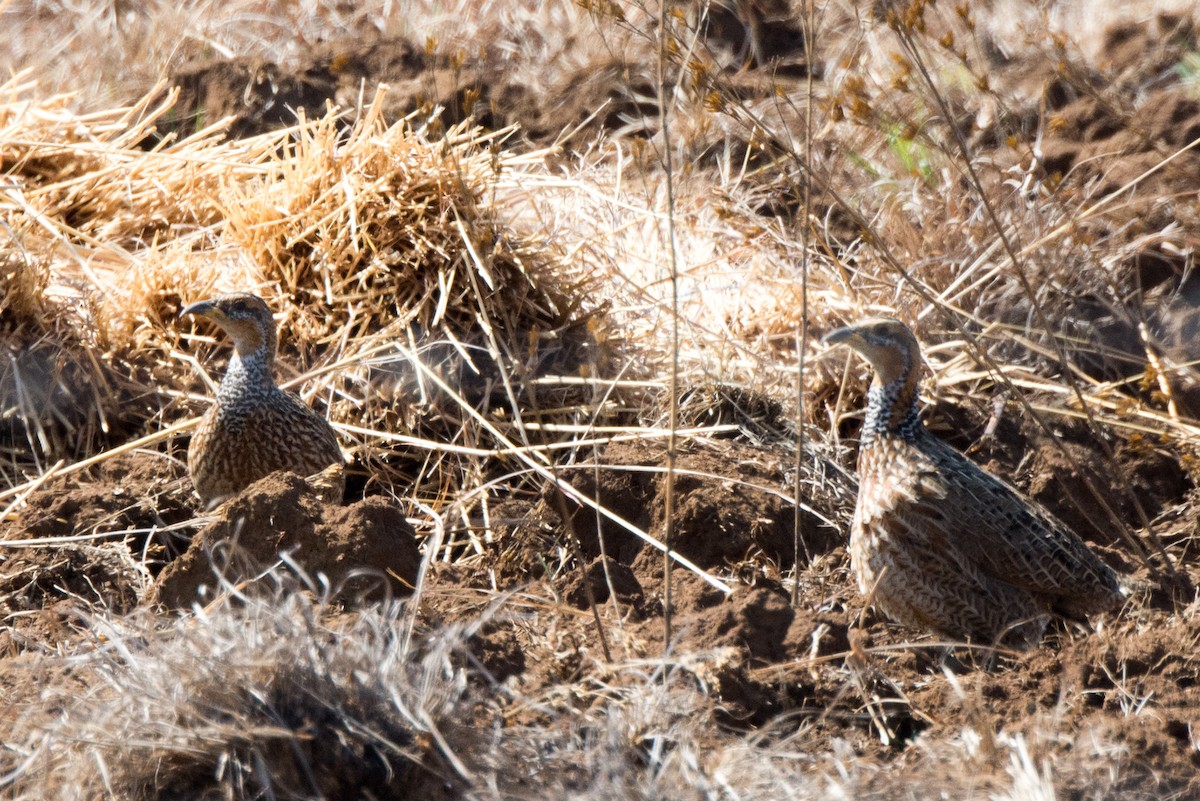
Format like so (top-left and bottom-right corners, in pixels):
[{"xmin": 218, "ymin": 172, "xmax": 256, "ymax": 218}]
[
  {"xmin": 154, "ymin": 16, "xmax": 815, "ymax": 150},
  {"xmin": 422, "ymin": 407, "xmax": 1200, "ymax": 797},
  {"xmin": 148, "ymin": 471, "xmax": 421, "ymax": 609},
  {"xmin": 2, "ymin": 383, "xmax": 1199, "ymax": 795},
  {"xmin": 157, "ymin": 34, "xmax": 667, "ymax": 149}
]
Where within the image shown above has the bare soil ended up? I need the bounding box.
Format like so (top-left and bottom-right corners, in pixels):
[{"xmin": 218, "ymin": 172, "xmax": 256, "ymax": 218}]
[
  {"xmin": 6, "ymin": 388, "xmax": 1198, "ymax": 796},
  {"xmin": 157, "ymin": 33, "xmax": 670, "ymax": 149}
]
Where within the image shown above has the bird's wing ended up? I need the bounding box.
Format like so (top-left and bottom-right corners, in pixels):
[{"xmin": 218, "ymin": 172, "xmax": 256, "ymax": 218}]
[
  {"xmin": 905, "ymin": 437, "xmax": 1120, "ymax": 604},
  {"xmin": 286, "ymin": 392, "xmax": 342, "ymax": 455},
  {"xmin": 868, "ymin": 507, "xmax": 1049, "ymax": 644}
]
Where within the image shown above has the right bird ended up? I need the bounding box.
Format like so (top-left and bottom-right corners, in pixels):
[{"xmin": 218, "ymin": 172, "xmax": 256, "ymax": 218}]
[
  {"xmin": 823, "ymin": 317, "xmax": 1124, "ymax": 647},
  {"xmin": 181, "ymin": 292, "xmax": 344, "ymax": 508}
]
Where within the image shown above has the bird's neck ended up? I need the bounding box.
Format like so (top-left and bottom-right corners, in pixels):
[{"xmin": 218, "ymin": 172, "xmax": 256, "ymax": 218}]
[
  {"xmin": 862, "ymin": 372, "xmax": 922, "ymax": 444},
  {"xmin": 220, "ymin": 347, "xmax": 276, "ymax": 400}
]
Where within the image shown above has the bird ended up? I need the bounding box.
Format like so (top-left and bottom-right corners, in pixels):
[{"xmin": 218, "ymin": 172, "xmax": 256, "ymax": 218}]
[
  {"xmin": 180, "ymin": 292, "xmax": 344, "ymax": 507},
  {"xmin": 823, "ymin": 317, "xmax": 1123, "ymax": 647}
]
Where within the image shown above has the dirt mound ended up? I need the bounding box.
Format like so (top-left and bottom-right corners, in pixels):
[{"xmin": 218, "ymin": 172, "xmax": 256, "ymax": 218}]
[
  {"xmin": 701, "ymin": 0, "xmax": 810, "ymax": 73},
  {"xmin": 162, "ymin": 34, "xmax": 662, "ymax": 148},
  {"xmin": 164, "ymin": 36, "xmax": 471, "ymax": 142},
  {"xmin": 475, "ymin": 434, "xmax": 846, "ymax": 623},
  {"xmin": 562, "ymin": 438, "xmax": 842, "ymax": 571},
  {"xmin": 1, "ymin": 450, "xmax": 185, "ymax": 652},
  {"xmin": 1035, "ymin": 88, "xmax": 1200, "ymax": 199},
  {"xmin": 15, "ymin": 452, "xmax": 194, "ymax": 549},
  {"xmin": 562, "ymin": 555, "xmax": 646, "ymax": 612},
  {"xmin": 0, "ymin": 543, "xmax": 144, "ymax": 655},
  {"xmin": 158, "ymin": 20, "xmax": 823, "ymax": 151},
  {"xmin": 896, "ymin": 611, "xmax": 1200, "ymax": 798},
  {"xmin": 149, "ymin": 472, "xmax": 420, "ymax": 609}
]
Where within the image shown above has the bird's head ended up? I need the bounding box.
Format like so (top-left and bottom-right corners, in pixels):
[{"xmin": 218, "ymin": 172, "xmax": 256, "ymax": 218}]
[
  {"xmin": 180, "ymin": 292, "xmax": 277, "ymax": 360},
  {"xmin": 822, "ymin": 317, "xmax": 922, "ymax": 386}
]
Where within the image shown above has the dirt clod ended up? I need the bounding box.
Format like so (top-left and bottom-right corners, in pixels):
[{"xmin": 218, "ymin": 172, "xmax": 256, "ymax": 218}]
[{"xmin": 148, "ymin": 472, "xmax": 419, "ymax": 608}]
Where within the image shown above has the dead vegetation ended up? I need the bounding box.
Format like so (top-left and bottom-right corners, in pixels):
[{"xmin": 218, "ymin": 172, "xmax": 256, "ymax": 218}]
[{"xmin": 4, "ymin": 0, "xmax": 1200, "ymax": 798}]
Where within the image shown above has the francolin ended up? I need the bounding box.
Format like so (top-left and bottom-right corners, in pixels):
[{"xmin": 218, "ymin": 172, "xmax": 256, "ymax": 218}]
[
  {"xmin": 824, "ymin": 318, "xmax": 1123, "ymax": 647},
  {"xmin": 181, "ymin": 293, "xmax": 344, "ymax": 507}
]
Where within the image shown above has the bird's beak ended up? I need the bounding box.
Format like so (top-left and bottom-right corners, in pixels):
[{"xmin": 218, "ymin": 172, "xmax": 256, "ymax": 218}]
[
  {"xmin": 821, "ymin": 324, "xmax": 861, "ymax": 348},
  {"xmin": 180, "ymin": 298, "xmax": 219, "ymax": 321}
]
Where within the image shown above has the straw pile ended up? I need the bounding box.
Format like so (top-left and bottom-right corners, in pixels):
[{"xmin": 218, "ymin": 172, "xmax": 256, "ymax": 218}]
[{"xmin": 1, "ymin": 77, "xmax": 614, "ymax": 514}]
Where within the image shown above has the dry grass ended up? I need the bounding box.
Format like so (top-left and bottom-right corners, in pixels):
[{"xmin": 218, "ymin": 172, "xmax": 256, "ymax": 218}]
[
  {"xmin": 0, "ymin": 571, "xmax": 1094, "ymax": 800},
  {"xmin": 4, "ymin": 0, "xmax": 1200, "ymax": 798},
  {"xmin": 0, "ymin": 77, "xmax": 611, "ymax": 501},
  {"xmin": 1, "ymin": 567, "xmax": 1169, "ymax": 800}
]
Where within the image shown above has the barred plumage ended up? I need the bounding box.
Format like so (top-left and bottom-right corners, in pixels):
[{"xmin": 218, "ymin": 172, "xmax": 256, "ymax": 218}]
[
  {"xmin": 824, "ymin": 318, "xmax": 1123, "ymax": 647},
  {"xmin": 182, "ymin": 293, "xmax": 344, "ymax": 507}
]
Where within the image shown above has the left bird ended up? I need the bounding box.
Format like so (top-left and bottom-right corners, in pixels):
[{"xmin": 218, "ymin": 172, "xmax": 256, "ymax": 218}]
[{"xmin": 180, "ymin": 292, "xmax": 344, "ymax": 507}]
